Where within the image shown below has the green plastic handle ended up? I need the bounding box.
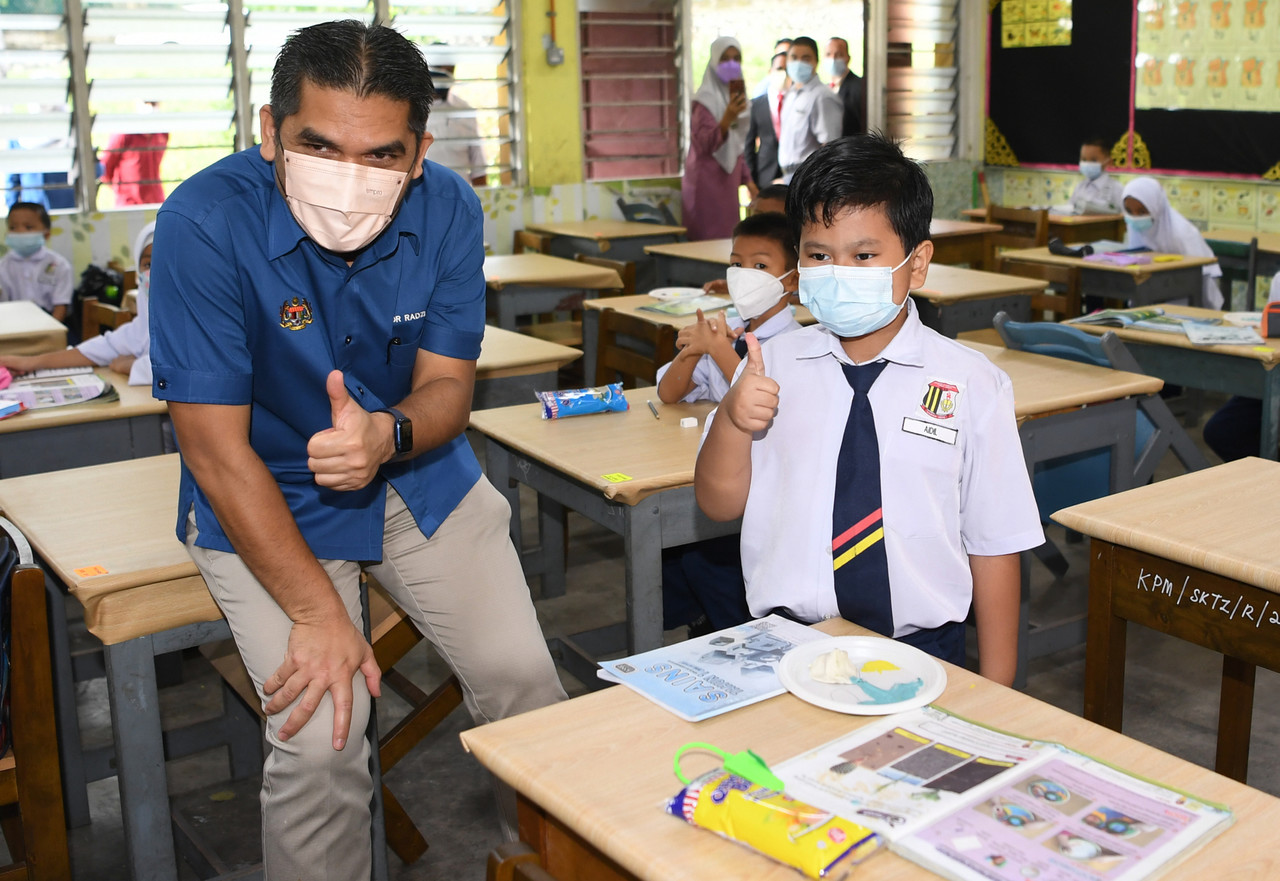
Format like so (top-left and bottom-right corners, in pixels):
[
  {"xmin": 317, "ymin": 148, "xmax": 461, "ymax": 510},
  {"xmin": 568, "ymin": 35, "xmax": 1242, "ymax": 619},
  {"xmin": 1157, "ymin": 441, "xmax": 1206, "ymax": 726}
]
[{"xmin": 673, "ymin": 742, "xmax": 785, "ymax": 792}]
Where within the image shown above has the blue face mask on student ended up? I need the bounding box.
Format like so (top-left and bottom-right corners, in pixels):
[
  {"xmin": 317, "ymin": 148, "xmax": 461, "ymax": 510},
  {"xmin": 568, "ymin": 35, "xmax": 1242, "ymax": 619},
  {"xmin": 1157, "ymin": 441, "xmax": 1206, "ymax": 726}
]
[
  {"xmin": 1079, "ymin": 160, "xmax": 1103, "ymax": 180},
  {"xmin": 786, "ymin": 60, "xmax": 815, "ymax": 85},
  {"xmin": 4, "ymin": 232, "xmax": 44, "ymax": 258},
  {"xmin": 1123, "ymin": 212, "xmax": 1154, "ymax": 233},
  {"xmin": 798, "ymin": 249, "xmax": 915, "ymax": 338}
]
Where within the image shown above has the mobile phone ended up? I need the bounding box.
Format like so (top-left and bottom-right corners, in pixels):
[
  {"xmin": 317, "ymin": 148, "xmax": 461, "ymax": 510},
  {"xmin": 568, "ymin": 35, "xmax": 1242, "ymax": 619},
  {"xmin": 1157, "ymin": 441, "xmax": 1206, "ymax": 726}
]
[{"xmin": 729, "ymin": 79, "xmax": 745, "ymax": 101}]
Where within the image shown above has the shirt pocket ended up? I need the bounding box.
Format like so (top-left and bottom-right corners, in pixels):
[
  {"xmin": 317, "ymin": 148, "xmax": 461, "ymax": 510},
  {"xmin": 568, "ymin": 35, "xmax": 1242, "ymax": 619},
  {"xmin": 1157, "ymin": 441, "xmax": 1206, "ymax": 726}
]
[{"xmin": 881, "ymin": 419, "xmax": 963, "ymax": 539}]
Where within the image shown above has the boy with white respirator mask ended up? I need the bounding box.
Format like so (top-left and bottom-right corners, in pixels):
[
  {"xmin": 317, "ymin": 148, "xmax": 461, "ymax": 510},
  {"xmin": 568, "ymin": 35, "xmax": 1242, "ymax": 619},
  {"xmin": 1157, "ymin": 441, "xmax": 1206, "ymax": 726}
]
[{"xmin": 657, "ymin": 211, "xmax": 801, "ymax": 405}]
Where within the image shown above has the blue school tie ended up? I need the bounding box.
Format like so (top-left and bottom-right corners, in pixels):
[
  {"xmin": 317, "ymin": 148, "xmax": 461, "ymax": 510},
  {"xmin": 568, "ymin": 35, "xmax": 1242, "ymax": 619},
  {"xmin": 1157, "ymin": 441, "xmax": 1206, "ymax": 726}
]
[
  {"xmin": 831, "ymin": 360, "xmax": 893, "ymax": 636},
  {"xmin": 734, "ymin": 336, "xmax": 749, "ymax": 358}
]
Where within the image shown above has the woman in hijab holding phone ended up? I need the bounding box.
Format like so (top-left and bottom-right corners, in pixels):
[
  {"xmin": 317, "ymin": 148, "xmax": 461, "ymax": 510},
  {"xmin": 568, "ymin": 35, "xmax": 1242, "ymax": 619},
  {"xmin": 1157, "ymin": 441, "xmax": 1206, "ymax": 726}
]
[{"xmin": 681, "ymin": 37, "xmax": 752, "ymax": 241}]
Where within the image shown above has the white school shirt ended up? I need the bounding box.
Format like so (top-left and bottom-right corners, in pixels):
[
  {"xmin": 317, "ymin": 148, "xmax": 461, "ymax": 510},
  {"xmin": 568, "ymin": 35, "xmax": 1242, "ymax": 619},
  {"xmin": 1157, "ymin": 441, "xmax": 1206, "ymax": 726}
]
[
  {"xmin": 655, "ymin": 307, "xmax": 801, "ymax": 404},
  {"xmin": 76, "ymin": 281, "xmax": 152, "ymax": 385},
  {"xmin": 1069, "ymin": 173, "xmax": 1124, "ymax": 215},
  {"xmin": 0, "ymin": 245, "xmax": 72, "ymax": 312},
  {"xmin": 777, "ymin": 77, "xmax": 843, "ymax": 177},
  {"xmin": 701, "ymin": 301, "xmax": 1045, "ymax": 633}
]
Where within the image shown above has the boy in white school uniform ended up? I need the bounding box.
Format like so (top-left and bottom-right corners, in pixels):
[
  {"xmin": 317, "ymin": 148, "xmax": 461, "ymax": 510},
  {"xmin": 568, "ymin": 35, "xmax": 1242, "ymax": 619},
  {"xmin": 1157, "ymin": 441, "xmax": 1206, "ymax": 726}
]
[
  {"xmin": 0, "ymin": 202, "xmax": 73, "ymax": 322},
  {"xmin": 1070, "ymin": 136, "xmax": 1124, "ymax": 215},
  {"xmin": 695, "ymin": 134, "xmax": 1044, "ymax": 685}
]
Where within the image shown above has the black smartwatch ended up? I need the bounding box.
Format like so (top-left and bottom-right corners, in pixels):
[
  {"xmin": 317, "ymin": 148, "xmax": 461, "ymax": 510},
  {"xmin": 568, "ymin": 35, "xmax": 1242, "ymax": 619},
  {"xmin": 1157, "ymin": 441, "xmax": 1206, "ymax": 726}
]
[{"xmin": 376, "ymin": 407, "xmax": 413, "ymax": 458}]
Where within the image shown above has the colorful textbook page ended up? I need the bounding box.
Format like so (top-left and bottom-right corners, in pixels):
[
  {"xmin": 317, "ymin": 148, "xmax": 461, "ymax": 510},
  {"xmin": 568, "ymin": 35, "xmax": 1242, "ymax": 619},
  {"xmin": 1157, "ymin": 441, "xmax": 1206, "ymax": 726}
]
[
  {"xmin": 596, "ymin": 615, "xmax": 826, "ymax": 722},
  {"xmin": 1068, "ymin": 307, "xmax": 1221, "ymax": 335},
  {"xmin": 637, "ymin": 294, "xmax": 730, "ymax": 316},
  {"xmin": 0, "ymin": 373, "xmax": 110, "ymax": 410},
  {"xmin": 775, "ymin": 706, "xmax": 1232, "ymax": 881}
]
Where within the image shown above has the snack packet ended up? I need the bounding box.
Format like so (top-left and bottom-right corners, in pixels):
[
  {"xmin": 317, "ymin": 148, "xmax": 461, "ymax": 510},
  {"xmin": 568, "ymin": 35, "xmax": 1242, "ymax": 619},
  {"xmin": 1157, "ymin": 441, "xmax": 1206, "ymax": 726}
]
[
  {"xmin": 536, "ymin": 383, "xmax": 629, "ymax": 419},
  {"xmin": 667, "ymin": 769, "xmax": 882, "ymax": 878}
]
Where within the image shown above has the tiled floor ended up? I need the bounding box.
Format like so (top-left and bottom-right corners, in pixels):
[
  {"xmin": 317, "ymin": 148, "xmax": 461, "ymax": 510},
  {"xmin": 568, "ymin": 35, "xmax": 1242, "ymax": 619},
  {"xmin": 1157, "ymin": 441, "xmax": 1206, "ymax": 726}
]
[{"xmin": 43, "ymin": 404, "xmax": 1280, "ymax": 880}]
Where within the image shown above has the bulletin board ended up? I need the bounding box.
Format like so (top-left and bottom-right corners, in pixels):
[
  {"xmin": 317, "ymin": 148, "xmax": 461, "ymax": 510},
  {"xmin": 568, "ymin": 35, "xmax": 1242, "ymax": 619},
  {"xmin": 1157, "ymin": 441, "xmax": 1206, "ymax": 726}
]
[{"xmin": 987, "ymin": 0, "xmax": 1280, "ymax": 177}]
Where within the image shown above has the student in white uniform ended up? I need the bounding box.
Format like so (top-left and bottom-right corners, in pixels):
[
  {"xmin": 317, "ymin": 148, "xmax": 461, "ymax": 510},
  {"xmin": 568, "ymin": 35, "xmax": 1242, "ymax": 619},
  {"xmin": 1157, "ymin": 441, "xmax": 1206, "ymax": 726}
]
[
  {"xmin": 776, "ymin": 37, "xmax": 842, "ymax": 183},
  {"xmin": 1070, "ymin": 136, "xmax": 1124, "ymax": 214},
  {"xmin": 0, "ymin": 222, "xmax": 155, "ymax": 385},
  {"xmin": 695, "ymin": 134, "xmax": 1044, "ymax": 684},
  {"xmin": 0, "ymin": 201, "xmax": 73, "ymax": 321},
  {"xmin": 1121, "ymin": 177, "xmax": 1223, "ymax": 309}
]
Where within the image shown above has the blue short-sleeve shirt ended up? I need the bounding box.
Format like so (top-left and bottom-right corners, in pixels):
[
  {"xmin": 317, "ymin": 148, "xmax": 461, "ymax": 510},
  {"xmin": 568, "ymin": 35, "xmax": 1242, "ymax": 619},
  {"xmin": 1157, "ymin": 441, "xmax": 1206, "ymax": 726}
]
[{"xmin": 149, "ymin": 147, "xmax": 485, "ymax": 559}]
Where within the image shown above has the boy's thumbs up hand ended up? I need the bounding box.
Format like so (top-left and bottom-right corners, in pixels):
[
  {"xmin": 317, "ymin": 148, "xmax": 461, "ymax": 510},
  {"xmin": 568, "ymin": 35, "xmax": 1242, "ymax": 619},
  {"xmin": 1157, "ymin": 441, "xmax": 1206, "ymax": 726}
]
[
  {"xmin": 723, "ymin": 332, "xmax": 779, "ymax": 434},
  {"xmin": 307, "ymin": 369, "xmax": 394, "ymax": 492}
]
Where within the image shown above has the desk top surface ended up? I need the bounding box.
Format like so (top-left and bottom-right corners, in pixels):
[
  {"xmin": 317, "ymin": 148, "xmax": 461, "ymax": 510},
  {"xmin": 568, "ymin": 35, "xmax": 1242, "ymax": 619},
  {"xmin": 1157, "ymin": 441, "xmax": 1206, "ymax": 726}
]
[
  {"xmin": 1053, "ymin": 457, "xmax": 1280, "ymax": 592},
  {"xmin": 0, "ymin": 300, "xmax": 65, "ymax": 336},
  {"xmin": 469, "ymin": 400, "xmax": 714, "ymax": 505},
  {"xmin": 0, "ymin": 367, "xmax": 167, "ymax": 435},
  {"xmin": 642, "ymin": 238, "xmax": 731, "ymax": 262},
  {"xmin": 1066, "ymin": 307, "xmax": 1280, "ymax": 365},
  {"xmin": 962, "ymin": 341, "xmax": 1164, "ymax": 418},
  {"xmin": 484, "ymin": 253, "xmax": 624, "ymax": 291},
  {"xmin": 929, "ymin": 217, "xmax": 1002, "ymax": 237},
  {"xmin": 461, "ymin": 618, "xmax": 1280, "ymax": 881},
  {"xmin": 523, "ymin": 219, "xmax": 686, "ymax": 240},
  {"xmin": 961, "ymin": 207, "xmax": 1125, "ymax": 225},
  {"xmin": 478, "ymin": 326, "xmax": 580, "ymax": 377},
  {"xmin": 0, "ymin": 453, "xmax": 192, "ymax": 602},
  {"xmin": 1000, "ymin": 246, "xmax": 1219, "ymax": 277},
  {"xmin": 914, "ymin": 262, "xmax": 1049, "ymax": 302},
  {"xmin": 1205, "ymin": 228, "xmax": 1280, "ymax": 254}
]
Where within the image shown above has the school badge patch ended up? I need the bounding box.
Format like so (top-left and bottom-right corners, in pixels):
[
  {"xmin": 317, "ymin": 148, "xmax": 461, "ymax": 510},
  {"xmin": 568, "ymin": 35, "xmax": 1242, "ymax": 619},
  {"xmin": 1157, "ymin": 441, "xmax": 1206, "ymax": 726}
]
[
  {"xmin": 279, "ymin": 296, "xmax": 314, "ymax": 331},
  {"xmin": 920, "ymin": 380, "xmax": 959, "ymax": 419}
]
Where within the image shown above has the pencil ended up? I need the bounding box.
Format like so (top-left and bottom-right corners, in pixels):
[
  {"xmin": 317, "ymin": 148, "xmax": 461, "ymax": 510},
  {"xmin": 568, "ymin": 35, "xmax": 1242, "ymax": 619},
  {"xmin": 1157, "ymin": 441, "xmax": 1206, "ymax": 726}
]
[{"xmin": 646, "ymin": 400, "xmax": 660, "ymax": 419}]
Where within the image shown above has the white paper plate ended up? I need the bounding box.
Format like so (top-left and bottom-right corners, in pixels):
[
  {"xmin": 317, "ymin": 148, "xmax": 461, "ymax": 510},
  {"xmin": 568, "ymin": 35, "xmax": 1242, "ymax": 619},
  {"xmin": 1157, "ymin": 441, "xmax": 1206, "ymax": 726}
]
[
  {"xmin": 648, "ymin": 286, "xmax": 705, "ymax": 301},
  {"xmin": 777, "ymin": 636, "xmax": 947, "ymax": 715}
]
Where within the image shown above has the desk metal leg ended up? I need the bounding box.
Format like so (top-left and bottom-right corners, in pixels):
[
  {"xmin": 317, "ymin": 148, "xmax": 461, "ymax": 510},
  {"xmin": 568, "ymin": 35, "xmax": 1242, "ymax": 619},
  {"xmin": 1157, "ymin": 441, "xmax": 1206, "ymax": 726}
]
[
  {"xmin": 582, "ymin": 309, "xmax": 601, "ymax": 386},
  {"xmin": 1083, "ymin": 541, "xmax": 1126, "ymax": 733},
  {"xmin": 105, "ymin": 635, "xmax": 179, "ymax": 881},
  {"xmin": 1261, "ymin": 368, "xmax": 1280, "ymax": 460},
  {"xmin": 537, "ymin": 492, "xmax": 567, "ymax": 598},
  {"xmin": 44, "ymin": 577, "xmax": 91, "ymax": 827},
  {"xmin": 622, "ymin": 501, "xmax": 663, "ymax": 655}
]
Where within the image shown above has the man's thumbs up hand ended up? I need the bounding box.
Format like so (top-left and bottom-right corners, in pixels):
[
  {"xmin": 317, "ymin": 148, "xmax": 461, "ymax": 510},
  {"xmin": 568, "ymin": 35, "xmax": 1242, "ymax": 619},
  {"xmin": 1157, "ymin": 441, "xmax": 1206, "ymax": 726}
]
[
  {"xmin": 307, "ymin": 370, "xmax": 393, "ymax": 491},
  {"xmin": 723, "ymin": 333, "xmax": 779, "ymax": 434}
]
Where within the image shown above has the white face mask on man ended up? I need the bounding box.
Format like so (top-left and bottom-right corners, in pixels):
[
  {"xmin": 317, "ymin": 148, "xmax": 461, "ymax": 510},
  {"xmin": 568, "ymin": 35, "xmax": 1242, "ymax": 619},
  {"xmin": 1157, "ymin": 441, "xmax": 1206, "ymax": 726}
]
[{"xmin": 281, "ymin": 150, "xmax": 408, "ymax": 254}]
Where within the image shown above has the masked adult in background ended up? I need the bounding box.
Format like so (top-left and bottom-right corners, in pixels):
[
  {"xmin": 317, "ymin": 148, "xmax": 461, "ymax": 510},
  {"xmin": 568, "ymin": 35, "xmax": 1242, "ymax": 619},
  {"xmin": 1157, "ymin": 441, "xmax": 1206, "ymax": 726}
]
[
  {"xmin": 682, "ymin": 36, "xmax": 753, "ymax": 241},
  {"xmin": 148, "ymin": 21, "xmax": 565, "ymax": 880}
]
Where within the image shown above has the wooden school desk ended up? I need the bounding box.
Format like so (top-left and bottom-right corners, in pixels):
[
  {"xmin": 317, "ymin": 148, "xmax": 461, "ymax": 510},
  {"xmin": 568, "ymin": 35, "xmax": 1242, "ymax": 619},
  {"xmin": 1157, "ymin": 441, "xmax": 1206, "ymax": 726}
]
[
  {"xmin": 1066, "ymin": 306, "xmax": 1280, "ymax": 459},
  {"xmin": 484, "ymin": 253, "xmax": 624, "ymax": 331},
  {"xmin": 461, "ymin": 618, "xmax": 1280, "ymax": 881},
  {"xmin": 999, "ymin": 246, "xmax": 1219, "ymax": 308},
  {"xmin": 475, "ymin": 326, "xmax": 581, "ymax": 409},
  {"xmin": 912, "ymin": 263, "xmax": 1047, "ymax": 336},
  {"xmin": 1053, "ymin": 458, "xmax": 1280, "ymax": 784},
  {"xmin": 0, "ymin": 367, "xmax": 167, "ymax": 477},
  {"xmin": 0, "ymin": 300, "xmax": 67, "ymax": 354},
  {"xmin": 961, "ymin": 207, "xmax": 1126, "ymax": 243},
  {"xmin": 522, "ymin": 219, "xmax": 686, "ymax": 292},
  {"xmin": 928, "ymin": 217, "xmax": 1003, "ymax": 269},
  {"xmin": 643, "ymin": 238, "xmax": 730, "ymax": 288}
]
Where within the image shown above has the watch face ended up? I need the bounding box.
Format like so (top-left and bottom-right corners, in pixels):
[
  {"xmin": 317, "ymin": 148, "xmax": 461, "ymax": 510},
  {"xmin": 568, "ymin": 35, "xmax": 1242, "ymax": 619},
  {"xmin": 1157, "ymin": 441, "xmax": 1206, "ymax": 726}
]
[{"xmin": 396, "ymin": 414, "xmax": 413, "ymax": 454}]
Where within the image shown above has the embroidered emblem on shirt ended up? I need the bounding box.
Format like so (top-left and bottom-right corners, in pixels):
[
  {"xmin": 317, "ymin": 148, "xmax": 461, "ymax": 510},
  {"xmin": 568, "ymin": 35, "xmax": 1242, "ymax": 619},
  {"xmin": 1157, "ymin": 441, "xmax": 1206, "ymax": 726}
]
[
  {"xmin": 920, "ymin": 380, "xmax": 960, "ymax": 419},
  {"xmin": 279, "ymin": 296, "xmax": 314, "ymax": 331}
]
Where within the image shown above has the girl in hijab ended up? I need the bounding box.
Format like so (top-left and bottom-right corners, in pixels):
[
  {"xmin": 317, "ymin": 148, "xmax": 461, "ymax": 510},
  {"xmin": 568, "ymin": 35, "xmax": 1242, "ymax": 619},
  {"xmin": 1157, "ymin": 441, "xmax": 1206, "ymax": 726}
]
[
  {"xmin": 0, "ymin": 221, "xmax": 155, "ymax": 385},
  {"xmin": 681, "ymin": 37, "xmax": 752, "ymax": 241},
  {"xmin": 1121, "ymin": 178, "xmax": 1223, "ymax": 309}
]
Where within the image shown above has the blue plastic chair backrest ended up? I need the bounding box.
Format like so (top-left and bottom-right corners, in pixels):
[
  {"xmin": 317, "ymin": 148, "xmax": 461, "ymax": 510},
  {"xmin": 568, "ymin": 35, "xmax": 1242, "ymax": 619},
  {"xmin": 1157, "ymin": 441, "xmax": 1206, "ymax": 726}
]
[{"xmin": 996, "ymin": 317, "xmax": 1113, "ymax": 369}]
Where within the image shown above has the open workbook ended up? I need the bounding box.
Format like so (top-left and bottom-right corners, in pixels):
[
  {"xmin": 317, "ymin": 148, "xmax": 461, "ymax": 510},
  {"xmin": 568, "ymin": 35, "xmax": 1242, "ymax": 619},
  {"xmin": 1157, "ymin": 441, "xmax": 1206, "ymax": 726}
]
[{"xmin": 774, "ymin": 705, "xmax": 1233, "ymax": 881}]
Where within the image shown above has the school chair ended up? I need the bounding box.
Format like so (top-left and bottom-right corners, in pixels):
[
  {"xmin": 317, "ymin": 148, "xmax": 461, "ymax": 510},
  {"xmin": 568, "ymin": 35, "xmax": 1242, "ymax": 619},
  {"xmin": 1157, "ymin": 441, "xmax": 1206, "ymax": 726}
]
[
  {"xmin": 984, "ymin": 205, "xmax": 1049, "ymax": 271},
  {"xmin": 512, "ymin": 229, "xmax": 551, "ymax": 255},
  {"xmin": 594, "ymin": 308, "xmax": 677, "ymax": 388},
  {"xmin": 0, "ymin": 516, "xmax": 71, "ymax": 881},
  {"xmin": 995, "ymin": 257, "xmax": 1082, "ymax": 323},
  {"xmin": 80, "ymin": 296, "xmax": 132, "ymax": 341},
  {"xmin": 615, "ymin": 196, "xmax": 678, "ymax": 227},
  {"xmin": 201, "ymin": 575, "xmax": 463, "ymax": 868},
  {"xmin": 1206, "ymin": 235, "xmax": 1259, "ymax": 310}
]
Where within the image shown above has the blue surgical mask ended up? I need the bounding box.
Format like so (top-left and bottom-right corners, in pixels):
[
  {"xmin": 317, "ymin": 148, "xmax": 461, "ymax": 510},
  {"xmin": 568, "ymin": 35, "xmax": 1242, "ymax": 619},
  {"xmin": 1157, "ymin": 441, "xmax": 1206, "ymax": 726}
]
[
  {"xmin": 798, "ymin": 249, "xmax": 915, "ymax": 338},
  {"xmin": 1123, "ymin": 212, "xmax": 1154, "ymax": 233},
  {"xmin": 5, "ymin": 232, "xmax": 44, "ymax": 258},
  {"xmin": 820, "ymin": 57, "xmax": 848, "ymax": 79},
  {"xmin": 786, "ymin": 60, "xmax": 814, "ymax": 85},
  {"xmin": 1079, "ymin": 160, "xmax": 1103, "ymax": 180}
]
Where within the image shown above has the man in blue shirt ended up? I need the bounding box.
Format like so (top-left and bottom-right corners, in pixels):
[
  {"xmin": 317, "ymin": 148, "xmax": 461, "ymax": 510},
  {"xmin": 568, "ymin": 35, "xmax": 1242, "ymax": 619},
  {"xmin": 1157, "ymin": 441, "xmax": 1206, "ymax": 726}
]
[{"xmin": 149, "ymin": 21, "xmax": 565, "ymax": 879}]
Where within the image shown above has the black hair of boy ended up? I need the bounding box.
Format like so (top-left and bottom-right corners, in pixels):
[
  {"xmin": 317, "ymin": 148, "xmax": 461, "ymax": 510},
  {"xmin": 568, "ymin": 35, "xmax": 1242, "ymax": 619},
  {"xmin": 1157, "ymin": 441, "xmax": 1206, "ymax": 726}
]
[
  {"xmin": 757, "ymin": 183, "xmax": 789, "ymax": 204},
  {"xmin": 785, "ymin": 132, "xmax": 933, "ymax": 256},
  {"xmin": 732, "ymin": 211, "xmax": 797, "ymax": 260},
  {"xmin": 9, "ymin": 202, "xmax": 51, "ymax": 230},
  {"xmin": 790, "ymin": 36, "xmax": 819, "ymax": 58},
  {"xmin": 1082, "ymin": 135, "xmax": 1109, "ymax": 151}
]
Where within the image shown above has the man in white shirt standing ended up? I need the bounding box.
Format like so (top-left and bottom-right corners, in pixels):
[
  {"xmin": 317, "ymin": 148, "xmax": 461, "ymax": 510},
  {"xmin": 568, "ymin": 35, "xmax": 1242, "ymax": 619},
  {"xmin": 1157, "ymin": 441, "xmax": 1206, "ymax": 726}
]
[
  {"xmin": 425, "ymin": 65, "xmax": 487, "ymax": 187},
  {"xmin": 777, "ymin": 36, "xmax": 843, "ymax": 182}
]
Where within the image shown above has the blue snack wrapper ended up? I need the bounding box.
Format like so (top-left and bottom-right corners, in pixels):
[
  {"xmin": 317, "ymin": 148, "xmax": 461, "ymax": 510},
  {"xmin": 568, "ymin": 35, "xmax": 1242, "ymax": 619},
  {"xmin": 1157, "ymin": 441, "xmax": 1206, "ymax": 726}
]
[{"xmin": 537, "ymin": 383, "xmax": 630, "ymax": 419}]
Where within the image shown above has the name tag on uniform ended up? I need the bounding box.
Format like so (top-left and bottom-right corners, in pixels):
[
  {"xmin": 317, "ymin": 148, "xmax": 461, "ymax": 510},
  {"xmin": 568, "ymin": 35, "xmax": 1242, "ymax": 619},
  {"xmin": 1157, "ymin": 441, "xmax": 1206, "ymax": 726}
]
[{"xmin": 902, "ymin": 417, "xmax": 957, "ymax": 445}]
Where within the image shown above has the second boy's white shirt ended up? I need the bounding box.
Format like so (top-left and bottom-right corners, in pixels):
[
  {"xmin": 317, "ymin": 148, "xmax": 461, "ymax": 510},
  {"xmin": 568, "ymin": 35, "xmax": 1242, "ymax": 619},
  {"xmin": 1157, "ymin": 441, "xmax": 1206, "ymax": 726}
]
[
  {"xmin": 701, "ymin": 300, "xmax": 1044, "ymax": 633},
  {"xmin": 655, "ymin": 307, "xmax": 801, "ymax": 404},
  {"xmin": 1069, "ymin": 173, "xmax": 1124, "ymax": 215},
  {"xmin": 0, "ymin": 245, "xmax": 72, "ymax": 312}
]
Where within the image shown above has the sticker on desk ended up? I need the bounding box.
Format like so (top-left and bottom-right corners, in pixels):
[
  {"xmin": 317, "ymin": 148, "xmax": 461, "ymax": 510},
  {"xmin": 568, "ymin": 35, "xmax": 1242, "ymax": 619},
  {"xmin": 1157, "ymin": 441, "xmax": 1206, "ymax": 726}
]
[
  {"xmin": 601, "ymin": 472, "xmax": 633, "ymax": 483},
  {"xmin": 74, "ymin": 565, "xmax": 110, "ymax": 578}
]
